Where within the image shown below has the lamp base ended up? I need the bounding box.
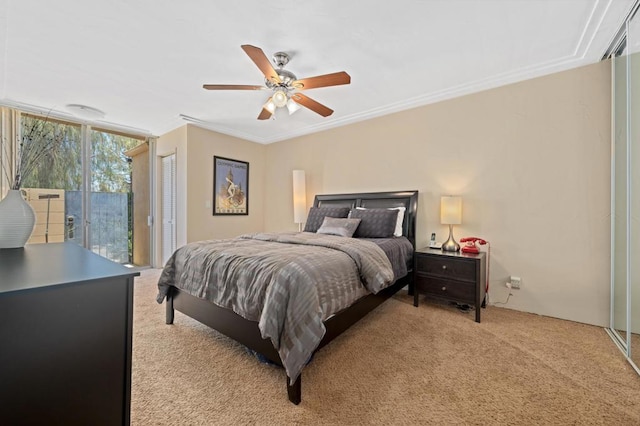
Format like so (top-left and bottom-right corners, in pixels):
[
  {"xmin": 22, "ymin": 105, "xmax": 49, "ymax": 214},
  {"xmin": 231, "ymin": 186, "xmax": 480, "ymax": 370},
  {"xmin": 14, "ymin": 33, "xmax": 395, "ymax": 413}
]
[{"xmin": 442, "ymin": 224, "xmax": 460, "ymax": 252}]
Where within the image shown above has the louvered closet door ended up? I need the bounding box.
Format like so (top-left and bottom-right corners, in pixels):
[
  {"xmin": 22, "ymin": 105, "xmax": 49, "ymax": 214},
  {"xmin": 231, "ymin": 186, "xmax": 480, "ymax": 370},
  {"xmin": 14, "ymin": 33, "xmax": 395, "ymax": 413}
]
[{"xmin": 161, "ymin": 154, "xmax": 176, "ymax": 266}]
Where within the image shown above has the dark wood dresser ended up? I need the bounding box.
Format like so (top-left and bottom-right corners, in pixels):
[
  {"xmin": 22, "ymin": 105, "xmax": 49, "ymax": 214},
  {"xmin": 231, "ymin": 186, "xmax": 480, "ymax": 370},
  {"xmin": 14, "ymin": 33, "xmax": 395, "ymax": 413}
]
[
  {"xmin": 413, "ymin": 248, "xmax": 486, "ymax": 322},
  {"xmin": 0, "ymin": 242, "xmax": 139, "ymax": 425}
]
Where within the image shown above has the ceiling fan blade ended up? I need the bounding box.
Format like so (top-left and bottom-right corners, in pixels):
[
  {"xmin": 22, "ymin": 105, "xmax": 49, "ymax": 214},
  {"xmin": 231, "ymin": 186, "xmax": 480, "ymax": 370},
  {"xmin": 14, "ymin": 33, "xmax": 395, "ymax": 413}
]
[
  {"xmin": 203, "ymin": 84, "xmax": 264, "ymax": 90},
  {"xmin": 241, "ymin": 45, "xmax": 282, "ymax": 85},
  {"xmin": 292, "ymin": 71, "xmax": 351, "ymax": 90},
  {"xmin": 290, "ymin": 93, "xmax": 334, "ymax": 117},
  {"xmin": 257, "ymin": 108, "xmax": 272, "ymax": 120}
]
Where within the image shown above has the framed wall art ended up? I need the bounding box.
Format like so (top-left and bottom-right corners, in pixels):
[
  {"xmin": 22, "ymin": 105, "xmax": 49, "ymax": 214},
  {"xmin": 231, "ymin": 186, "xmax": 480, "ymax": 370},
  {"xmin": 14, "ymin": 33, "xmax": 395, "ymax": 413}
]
[{"xmin": 213, "ymin": 156, "xmax": 249, "ymax": 215}]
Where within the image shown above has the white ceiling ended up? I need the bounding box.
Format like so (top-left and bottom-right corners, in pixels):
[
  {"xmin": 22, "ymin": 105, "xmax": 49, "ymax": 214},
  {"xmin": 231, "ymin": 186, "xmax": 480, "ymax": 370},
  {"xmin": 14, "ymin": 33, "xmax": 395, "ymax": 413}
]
[{"xmin": 0, "ymin": 0, "xmax": 634, "ymax": 143}]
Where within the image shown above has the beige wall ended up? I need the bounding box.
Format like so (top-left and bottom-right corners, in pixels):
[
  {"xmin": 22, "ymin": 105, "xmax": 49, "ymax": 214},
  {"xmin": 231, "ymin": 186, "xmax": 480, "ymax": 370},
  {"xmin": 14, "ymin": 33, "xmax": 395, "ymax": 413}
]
[
  {"xmin": 185, "ymin": 125, "xmax": 266, "ymax": 242},
  {"xmin": 264, "ymin": 61, "xmax": 612, "ymax": 326}
]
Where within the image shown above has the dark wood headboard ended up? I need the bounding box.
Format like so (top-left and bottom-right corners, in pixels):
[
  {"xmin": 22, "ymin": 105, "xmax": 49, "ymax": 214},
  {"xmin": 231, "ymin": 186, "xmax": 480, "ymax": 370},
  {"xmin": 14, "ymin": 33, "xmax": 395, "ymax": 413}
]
[{"xmin": 312, "ymin": 190, "xmax": 419, "ymax": 248}]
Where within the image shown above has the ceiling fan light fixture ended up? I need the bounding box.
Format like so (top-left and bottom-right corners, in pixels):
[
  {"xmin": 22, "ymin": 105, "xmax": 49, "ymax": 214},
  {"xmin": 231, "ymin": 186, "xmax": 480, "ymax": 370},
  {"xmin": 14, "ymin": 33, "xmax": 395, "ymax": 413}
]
[
  {"xmin": 286, "ymin": 98, "xmax": 301, "ymax": 115},
  {"xmin": 204, "ymin": 45, "xmax": 351, "ymax": 120},
  {"xmin": 65, "ymin": 104, "xmax": 105, "ymax": 120},
  {"xmin": 272, "ymin": 89, "xmax": 288, "ymax": 108},
  {"xmin": 264, "ymin": 99, "xmax": 276, "ymax": 113}
]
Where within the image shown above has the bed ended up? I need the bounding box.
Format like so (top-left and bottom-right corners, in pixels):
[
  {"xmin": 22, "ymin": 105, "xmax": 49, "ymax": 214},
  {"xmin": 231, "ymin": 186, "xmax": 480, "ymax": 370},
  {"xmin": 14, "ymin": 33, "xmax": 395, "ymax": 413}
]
[{"xmin": 157, "ymin": 190, "xmax": 418, "ymax": 404}]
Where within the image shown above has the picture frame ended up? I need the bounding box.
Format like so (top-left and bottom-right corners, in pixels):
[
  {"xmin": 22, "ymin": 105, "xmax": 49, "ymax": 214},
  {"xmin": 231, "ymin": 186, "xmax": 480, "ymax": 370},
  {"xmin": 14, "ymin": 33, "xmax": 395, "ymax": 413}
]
[{"xmin": 213, "ymin": 156, "xmax": 249, "ymax": 215}]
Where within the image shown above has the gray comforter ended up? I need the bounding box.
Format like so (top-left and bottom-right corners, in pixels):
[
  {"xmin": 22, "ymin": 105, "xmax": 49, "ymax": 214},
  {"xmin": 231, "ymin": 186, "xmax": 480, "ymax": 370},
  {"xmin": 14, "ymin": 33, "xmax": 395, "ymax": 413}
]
[{"xmin": 156, "ymin": 232, "xmax": 395, "ymax": 384}]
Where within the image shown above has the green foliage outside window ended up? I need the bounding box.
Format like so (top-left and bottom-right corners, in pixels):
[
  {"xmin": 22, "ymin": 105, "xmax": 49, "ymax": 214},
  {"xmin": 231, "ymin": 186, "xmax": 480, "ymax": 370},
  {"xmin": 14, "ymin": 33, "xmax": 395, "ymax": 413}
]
[
  {"xmin": 19, "ymin": 115, "xmax": 82, "ymax": 191},
  {"xmin": 91, "ymin": 130, "xmax": 140, "ymax": 193},
  {"xmin": 20, "ymin": 114, "xmax": 140, "ymax": 193}
]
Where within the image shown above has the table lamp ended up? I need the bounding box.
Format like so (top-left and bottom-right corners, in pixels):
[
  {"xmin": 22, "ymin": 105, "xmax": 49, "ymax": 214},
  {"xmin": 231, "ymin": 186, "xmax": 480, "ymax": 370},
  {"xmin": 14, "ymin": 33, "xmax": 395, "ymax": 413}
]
[{"xmin": 441, "ymin": 195, "xmax": 462, "ymax": 252}]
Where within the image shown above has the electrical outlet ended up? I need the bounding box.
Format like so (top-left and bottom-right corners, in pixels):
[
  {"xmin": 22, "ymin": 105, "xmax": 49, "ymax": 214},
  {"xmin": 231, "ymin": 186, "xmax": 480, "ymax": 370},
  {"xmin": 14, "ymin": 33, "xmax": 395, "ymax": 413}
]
[{"xmin": 509, "ymin": 276, "xmax": 521, "ymax": 289}]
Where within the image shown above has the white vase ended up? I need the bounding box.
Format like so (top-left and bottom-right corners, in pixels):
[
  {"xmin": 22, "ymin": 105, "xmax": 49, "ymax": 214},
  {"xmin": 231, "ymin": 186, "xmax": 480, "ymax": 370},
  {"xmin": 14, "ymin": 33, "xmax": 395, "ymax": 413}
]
[{"xmin": 0, "ymin": 189, "xmax": 36, "ymax": 249}]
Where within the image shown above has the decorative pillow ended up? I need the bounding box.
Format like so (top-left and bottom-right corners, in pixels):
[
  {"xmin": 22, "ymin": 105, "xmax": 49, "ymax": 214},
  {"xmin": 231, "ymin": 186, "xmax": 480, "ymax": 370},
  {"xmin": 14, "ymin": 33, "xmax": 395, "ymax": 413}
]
[
  {"xmin": 350, "ymin": 208, "xmax": 398, "ymax": 238},
  {"xmin": 316, "ymin": 217, "xmax": 361, "ymax": 238},
  {"xmin": 356, "ymin": 206, "xmax": 406, "ymax": 237},
  {"xmin": 303, "ymin": 207, "xmax": 351, "ymax": 232}
]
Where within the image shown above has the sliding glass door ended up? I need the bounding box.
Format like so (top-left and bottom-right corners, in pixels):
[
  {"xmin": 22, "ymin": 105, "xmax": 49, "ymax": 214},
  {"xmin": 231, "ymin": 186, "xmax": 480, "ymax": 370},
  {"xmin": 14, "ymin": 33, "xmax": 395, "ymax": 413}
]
[
  {"xmin": 89, "ymin": 129, "xmax": 140, "ymax": 263},
  {"xmin": 14, "ymin": 113, "xmax": 146, "ymax": 265}
]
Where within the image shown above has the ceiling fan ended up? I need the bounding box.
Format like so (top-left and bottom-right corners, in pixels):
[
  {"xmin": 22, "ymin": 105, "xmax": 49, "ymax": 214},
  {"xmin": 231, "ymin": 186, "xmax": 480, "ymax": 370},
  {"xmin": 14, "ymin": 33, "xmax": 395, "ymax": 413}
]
[{"xmin": 203, "ymin": 45, "xmax": 351, "ymax": 120}]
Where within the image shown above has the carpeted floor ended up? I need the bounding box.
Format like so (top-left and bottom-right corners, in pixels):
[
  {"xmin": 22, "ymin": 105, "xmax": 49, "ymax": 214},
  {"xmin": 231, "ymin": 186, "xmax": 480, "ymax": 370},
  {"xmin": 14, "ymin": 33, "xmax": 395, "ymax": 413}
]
[{"xmin": 131, "ymin": 269, "xmax": 640, "ymax": 425}]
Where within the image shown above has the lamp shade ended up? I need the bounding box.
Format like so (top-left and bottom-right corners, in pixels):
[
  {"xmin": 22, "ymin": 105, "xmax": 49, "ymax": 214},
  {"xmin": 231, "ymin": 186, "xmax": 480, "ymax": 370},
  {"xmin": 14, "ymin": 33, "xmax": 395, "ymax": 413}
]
[
  {"xmin": 293, "ymin": 170, "xmax": 306, "ymax": 224},
  {"xmin": 440, "ymin": 196, "xmax": 462, "ymax": 225},
  {"xmin": 273, "ymin": 89, "xmax": 288, "ymax": 108},
  {"xmin": 264, "ymin": 99, "xmax": 276, "ymax": 113},
  {"xmin": 286, "ymin": 98, "xmax": 301, "ymax": 115}
]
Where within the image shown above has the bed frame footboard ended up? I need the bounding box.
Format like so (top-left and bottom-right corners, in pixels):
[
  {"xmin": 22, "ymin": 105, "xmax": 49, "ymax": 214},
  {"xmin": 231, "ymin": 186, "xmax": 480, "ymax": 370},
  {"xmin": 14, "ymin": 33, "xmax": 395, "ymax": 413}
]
[{"xmin": 164, "ymin": 274, "xmax": 410, "ymax": 404}]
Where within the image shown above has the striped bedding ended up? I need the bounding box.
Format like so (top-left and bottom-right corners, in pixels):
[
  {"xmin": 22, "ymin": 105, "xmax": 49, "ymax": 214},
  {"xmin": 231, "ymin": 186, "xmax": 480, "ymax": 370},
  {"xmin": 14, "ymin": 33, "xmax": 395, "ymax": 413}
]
[{"xmin": 156, "ymin": 232, "xmax": 396, "ymax": 384}]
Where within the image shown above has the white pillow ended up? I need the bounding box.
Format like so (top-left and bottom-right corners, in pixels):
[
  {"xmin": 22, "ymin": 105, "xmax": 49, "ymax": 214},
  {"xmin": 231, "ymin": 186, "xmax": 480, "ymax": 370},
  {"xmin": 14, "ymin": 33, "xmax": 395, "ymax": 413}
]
[{"xmin": 356, "ymin": 206, "xmax": 405, "ymax": 237}]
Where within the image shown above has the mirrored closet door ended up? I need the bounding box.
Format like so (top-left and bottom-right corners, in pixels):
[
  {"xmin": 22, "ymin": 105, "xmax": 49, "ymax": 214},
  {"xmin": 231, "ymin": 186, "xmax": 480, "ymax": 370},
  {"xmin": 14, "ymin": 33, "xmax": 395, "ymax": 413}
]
[
  {"xmin": 629, "ymin": 12, "xmax": 640, "ymax": 372},
  {"xmin": 610, "ymin": 5, "xmax": 640, "ymax": 375},
  {"xmin": 611, "ymin": 49, "xmax": 628, "ymax": 353}
]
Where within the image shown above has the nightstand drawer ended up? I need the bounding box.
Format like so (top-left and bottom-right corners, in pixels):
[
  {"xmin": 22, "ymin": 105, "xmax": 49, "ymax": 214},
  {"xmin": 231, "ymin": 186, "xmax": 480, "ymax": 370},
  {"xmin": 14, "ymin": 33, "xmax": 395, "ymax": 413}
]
[
  {"xmin": 416, "ymin": 256, "xmax": 476, "ymax": 282},
  {"xmin": 413, "ymin": 249, "xmax": 486, "ymax": 322},
  {"xmin": 415, "ymin": 275, "xmax": 475, "ymax": 302}
]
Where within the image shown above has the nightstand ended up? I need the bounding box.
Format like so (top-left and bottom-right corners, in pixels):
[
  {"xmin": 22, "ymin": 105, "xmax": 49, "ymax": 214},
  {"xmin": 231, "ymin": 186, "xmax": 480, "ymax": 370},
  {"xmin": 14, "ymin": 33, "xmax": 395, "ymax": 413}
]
[{"xmin": 413, "ymin": 248, "xmax": 487, "ymax": 322}]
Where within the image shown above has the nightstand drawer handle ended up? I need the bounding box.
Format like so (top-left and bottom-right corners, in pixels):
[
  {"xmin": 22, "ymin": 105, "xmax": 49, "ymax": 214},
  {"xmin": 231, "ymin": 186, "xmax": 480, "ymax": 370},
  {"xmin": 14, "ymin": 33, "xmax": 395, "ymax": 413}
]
[
  {"xmin": 442, "ymin": 265, "xmax": 447, "ymax": 270},
  {"xmin": 441, "ymin": 286, "xmax": 446, "ymax": 291}
]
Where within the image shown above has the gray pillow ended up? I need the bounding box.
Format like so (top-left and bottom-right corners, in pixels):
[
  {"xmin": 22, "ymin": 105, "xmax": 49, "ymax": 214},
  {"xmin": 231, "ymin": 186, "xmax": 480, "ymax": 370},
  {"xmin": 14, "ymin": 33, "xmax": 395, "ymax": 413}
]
[
  {"xmin": 303, "ymin": 207, "xmax": 350, "ymax": 232},
  {"xmin": 350, "ymin": 208, "xmax": 398, "ymax": 238},
  {"xmin": 316, "ymin": 217, "xmax": 361, "ymax": 238}
]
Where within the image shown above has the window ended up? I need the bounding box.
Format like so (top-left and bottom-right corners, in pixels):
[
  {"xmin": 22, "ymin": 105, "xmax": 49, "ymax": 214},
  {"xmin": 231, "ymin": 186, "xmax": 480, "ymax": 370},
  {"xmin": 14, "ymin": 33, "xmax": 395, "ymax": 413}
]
[{"xmin": 10, "ymin": 112, "xmax": 146, "ymax": 264}]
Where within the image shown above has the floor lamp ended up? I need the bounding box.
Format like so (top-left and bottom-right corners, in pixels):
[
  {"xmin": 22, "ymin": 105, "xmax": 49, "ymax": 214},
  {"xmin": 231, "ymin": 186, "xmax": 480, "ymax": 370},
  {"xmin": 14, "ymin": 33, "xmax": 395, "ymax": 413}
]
[{"xmin": 293, "ymin": 170, "xmax": 306, "ymax": 232}]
